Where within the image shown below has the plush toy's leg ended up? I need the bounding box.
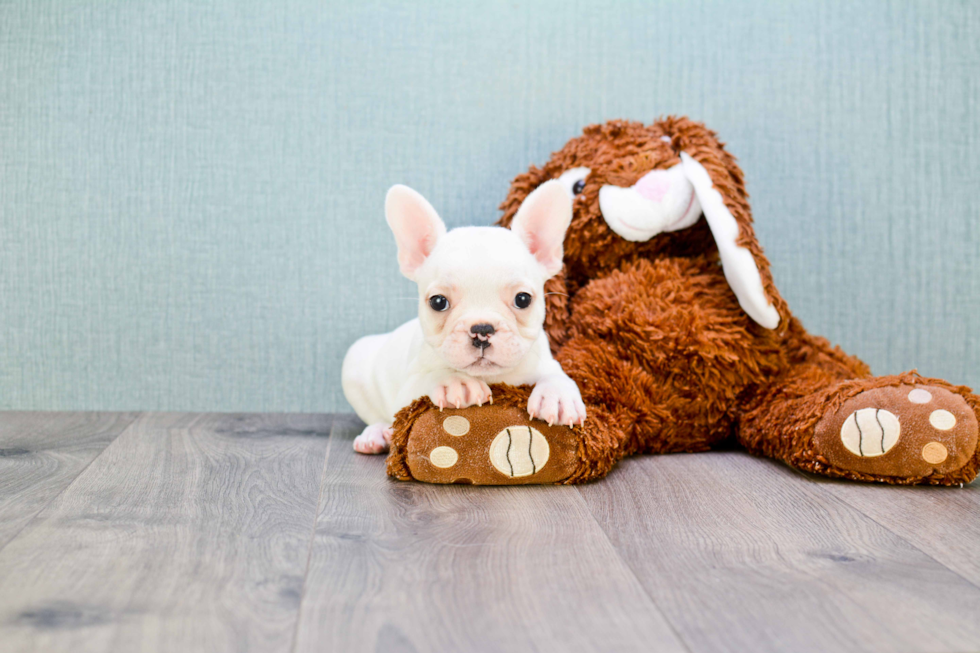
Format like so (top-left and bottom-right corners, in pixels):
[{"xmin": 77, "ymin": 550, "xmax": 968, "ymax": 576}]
[
  {"xmin": 738, "ymin": 367, "xmax": 980, "ymax": 485},
  {"xmin": 386, "ymin": 384, "xmax": 624, "ymax": 485}
]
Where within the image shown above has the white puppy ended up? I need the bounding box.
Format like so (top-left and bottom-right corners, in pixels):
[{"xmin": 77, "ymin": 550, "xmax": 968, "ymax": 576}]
[{"xmin": 342, "ymin": 181, "xmax": 587, "ymax": 454}]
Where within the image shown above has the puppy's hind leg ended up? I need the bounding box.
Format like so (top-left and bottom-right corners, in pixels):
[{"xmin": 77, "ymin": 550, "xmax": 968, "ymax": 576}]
[{"xmin": 353, "ymin": 422, "xmax": 394, "ymax": 454}]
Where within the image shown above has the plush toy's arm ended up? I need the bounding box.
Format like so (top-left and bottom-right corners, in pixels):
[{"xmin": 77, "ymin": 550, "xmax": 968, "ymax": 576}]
[
  {"xmin": 543, "ymin": 269, "xmax": 571, "ymax": 354},
  {"xmin": 561, "ymin": 253, "xmax": 777, "ymax": 361}
]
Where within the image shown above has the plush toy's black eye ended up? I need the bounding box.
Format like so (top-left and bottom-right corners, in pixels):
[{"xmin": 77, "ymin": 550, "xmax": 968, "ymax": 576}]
[
  {"xmin": 514, "ymin": 292, "xmax": 532, "ymax": 309},
  {"xmin": 428, "ymin": 295, "xmax": 449, "ymax": 312},
  {"xmin": 572, "ymin": 179, "xmax": 586, "ymax": 195}
]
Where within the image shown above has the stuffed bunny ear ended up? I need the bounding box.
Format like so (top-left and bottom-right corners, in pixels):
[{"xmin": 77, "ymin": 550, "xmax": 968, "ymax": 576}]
[
  {"xmin": 385, "ymin": 185, "xmax": 447, "ymax": 280},
  {"xmin": 680, "ymin": 152, "xmax": 780, "ymax": 329},
  {"xmin": 510, "ymin": 180, "xmax": 572, "ymax": 278}
]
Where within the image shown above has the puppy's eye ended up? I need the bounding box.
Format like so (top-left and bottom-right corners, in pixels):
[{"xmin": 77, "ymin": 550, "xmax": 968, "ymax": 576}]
[
  {"xmin": 514, "ymin": 292, "xmax": 532, "ymax": 309},
  {"xmin": 572, "ymin": 179, "xmax": 585, "ymax": 195},
  {"xmin": 428, "ymin": 295, "xmax": 449, "ymax": 312}
]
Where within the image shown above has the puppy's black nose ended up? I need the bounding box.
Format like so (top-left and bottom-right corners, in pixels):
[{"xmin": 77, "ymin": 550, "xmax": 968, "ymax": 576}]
[{"xmin": 471, "ymin": 323, "xmax": 494, "ymax": 351}]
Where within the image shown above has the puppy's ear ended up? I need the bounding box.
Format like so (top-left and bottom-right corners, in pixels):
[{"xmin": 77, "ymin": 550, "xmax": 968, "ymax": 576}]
[
  {"xmin": 497, "ymin": 165, "xmax": 551, "ymax": 229},
  {"xmin": 385, "ymin": 185, "xmax": 447, "ymax": 280},
  {"xmin": 510, "ymin": 180, "xmax": 572, "ymax": 278}
]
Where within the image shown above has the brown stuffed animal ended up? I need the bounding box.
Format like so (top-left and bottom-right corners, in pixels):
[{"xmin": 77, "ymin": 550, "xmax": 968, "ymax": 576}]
[{"xmin": 387, "ymin": 117, "xmax": 980, "ymax": 486}]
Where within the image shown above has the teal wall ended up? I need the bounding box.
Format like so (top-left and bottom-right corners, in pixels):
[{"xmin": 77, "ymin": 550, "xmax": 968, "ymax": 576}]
[{"xmin": 1, "ymin": 0, "xmax": 978, "ymax": 411}]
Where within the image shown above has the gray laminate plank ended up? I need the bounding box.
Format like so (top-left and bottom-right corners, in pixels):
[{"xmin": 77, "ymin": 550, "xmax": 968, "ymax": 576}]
[
  {"xmin": 0, "ymin": 412, "xmax": 140, "ymax": 550},
  {"xmin": 0, "ymin": 412, "xmax": 332, "ymax": 653},
  {"xmin": 579, "ymin": 452, "xmax": 980, "ymax": 653},
  {"xmin": 292, "ymin": 414, "xmax": 687, "ymax": 653},
  {"xmin": 807, "ymin": 475, "xmax": 980, "ymax": 588}
]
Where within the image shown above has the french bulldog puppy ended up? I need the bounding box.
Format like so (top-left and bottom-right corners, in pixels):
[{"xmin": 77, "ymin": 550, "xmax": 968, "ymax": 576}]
[{"xmin": 342, "ymin": 181, "xmax": 587, "ymax": 454}]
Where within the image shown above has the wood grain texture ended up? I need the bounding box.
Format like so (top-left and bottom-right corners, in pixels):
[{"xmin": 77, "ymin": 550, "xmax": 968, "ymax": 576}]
[
  {"xmin": 0, "ymin": 412, "xmax": 332, "ymax": 653},
  {"xmin": 3, "ymin": 412, "xmax": 980, "ymax": 653},
  {"xmin": 293, "ymin": 414, "xmax": 686, "ymax": 653},
  {"xmin": 0, "ymin": 411, "xmax": 139, "ymax": 550},
  {"xmin": 579, "ymin": 452, "xmax": 980, "ymax": 653},
  {"xmin": 809, "ymin": 476, "xmax": 980, "ymax": 587}
]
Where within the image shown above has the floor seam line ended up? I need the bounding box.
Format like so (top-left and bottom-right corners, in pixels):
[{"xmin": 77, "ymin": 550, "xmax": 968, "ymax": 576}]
[
  {"xmin": 572, "ymin": 482, "xmax": 695, "ymax": 653},
  {"xmin": 786, "ymin": 464, "xmax": 980, "ymax": 594},
  {"xmin": 288, "ymin": 413, "xmax": 337, "ymax": 653},
  {"xmin": 0, "ymin": 411, "xmax": 143, "ymax": 557}
]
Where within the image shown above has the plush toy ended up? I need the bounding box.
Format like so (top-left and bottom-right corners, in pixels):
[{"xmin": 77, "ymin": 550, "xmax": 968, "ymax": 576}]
[{"xmin": 387, "ymin": 117, "xmax": 980, "ymax": 486}]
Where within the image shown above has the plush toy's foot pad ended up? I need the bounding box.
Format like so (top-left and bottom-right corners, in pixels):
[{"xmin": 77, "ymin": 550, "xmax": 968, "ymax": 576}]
[
  {"xmin": 402, "ymin": 406, "xmax": 582, "ymax": 485},
  {"xmin": 814, "ymin": 384, "xmax": 978, "ymax": 479}
]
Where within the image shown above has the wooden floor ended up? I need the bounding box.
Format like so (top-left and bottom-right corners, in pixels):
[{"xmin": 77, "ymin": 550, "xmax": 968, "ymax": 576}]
[{"xmin": 1, "ymin": 413, "xmax": 979, "ymax": 653}]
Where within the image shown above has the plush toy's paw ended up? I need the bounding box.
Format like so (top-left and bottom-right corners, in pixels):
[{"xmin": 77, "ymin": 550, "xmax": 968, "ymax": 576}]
[
  {"xmin": 395, "ymin": 405, "xmax": 584, "ymax": 485},
  {"xmin": 353, "ymin": 422, "xmax": 393, "ymax": 454},
  {"xmin": 528, "ymin": 377, "xmax": 587, "ymax": 427},
  {"xmin": 430, "ymin": 377, "xmax": 493, "ymax": 410},
  {"xmin": 813, "ymin": 384, "xmax": 978, "ymax": 480}
]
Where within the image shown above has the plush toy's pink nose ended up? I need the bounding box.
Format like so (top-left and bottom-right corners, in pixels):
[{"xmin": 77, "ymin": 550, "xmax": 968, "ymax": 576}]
[{"xmin": 633, "ymin": 169, "xmax": 672, "ymax": 202}]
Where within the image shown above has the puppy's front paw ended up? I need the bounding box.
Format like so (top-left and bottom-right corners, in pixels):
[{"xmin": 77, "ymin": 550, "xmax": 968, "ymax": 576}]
[
  {"xmin": 430, "ymin": 377, "xmax": 493, "ymax": 410},
  {"xmin": 353, "ymin": 423, "xmax": 393, "ymax": 454},
  {"xmin": 528, "ymin": 378, "xmax": 587, "ymax": 427}
]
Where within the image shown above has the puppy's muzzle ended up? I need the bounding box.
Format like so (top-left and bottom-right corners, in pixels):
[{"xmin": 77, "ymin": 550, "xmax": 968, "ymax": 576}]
[{"xmin": 470, "ymin": 323, "xmax": 494, "ymax": 350}]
